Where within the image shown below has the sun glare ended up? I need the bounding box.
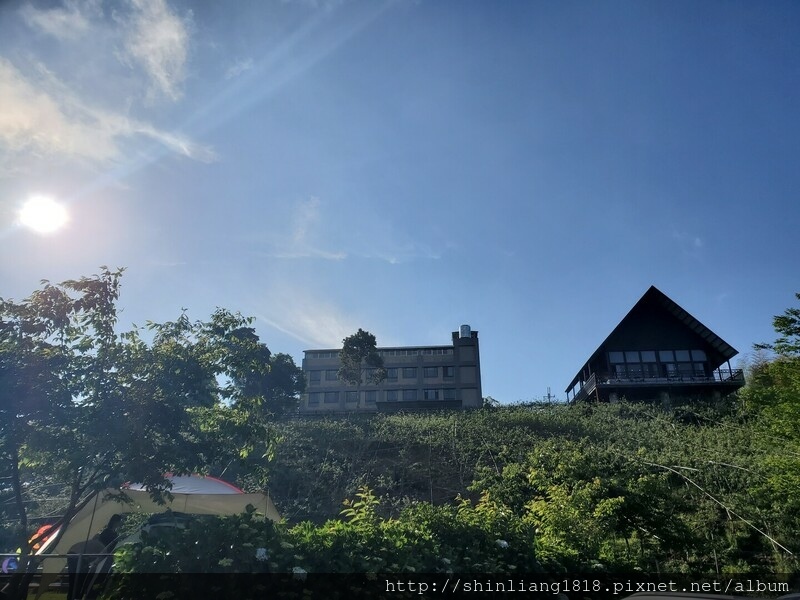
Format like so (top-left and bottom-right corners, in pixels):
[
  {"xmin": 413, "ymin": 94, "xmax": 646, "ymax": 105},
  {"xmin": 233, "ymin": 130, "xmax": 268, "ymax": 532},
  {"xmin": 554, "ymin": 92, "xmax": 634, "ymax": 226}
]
[{"xmin": 19, "ymin": 196, "xmax": 69, "ymax": 234}]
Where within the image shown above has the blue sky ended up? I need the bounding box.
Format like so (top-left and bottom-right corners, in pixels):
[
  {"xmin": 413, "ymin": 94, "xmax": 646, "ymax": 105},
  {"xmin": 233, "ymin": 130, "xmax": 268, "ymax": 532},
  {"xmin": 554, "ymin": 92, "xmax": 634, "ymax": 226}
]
[{"xmin": 1, "ymin": 0, "xmax": 798, "ymax": 403}]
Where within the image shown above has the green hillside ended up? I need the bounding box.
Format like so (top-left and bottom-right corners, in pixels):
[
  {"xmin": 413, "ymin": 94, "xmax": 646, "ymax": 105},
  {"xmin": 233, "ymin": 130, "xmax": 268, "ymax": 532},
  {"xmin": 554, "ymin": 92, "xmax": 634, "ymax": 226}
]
[{"xmin": 262, "ymin": 396, "xmax": 799, "ymax": 575}]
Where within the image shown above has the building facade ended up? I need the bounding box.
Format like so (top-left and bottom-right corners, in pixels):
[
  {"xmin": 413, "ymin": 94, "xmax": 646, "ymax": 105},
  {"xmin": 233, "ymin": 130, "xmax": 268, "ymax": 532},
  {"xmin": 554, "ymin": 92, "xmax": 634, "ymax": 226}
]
[
  {"xmin": 565, "ymin": 286, "xmax": 745, "ymax": 405},
  {"xmin": 300, "ymin": 325, "xmax": 482, "ymax": 413}
]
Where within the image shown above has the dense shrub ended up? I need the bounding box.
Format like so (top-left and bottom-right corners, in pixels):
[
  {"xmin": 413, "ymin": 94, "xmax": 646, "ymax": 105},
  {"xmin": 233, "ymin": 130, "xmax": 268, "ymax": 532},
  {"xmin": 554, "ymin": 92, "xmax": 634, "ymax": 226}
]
[{"xmin": 103, "ymin": 396, "xmax": 799, "ymax": 596}]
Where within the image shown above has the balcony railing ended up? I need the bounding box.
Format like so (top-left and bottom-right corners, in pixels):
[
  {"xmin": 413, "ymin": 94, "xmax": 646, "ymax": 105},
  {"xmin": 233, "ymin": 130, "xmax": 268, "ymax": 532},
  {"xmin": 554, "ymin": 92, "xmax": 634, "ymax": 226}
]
[
  {"xmin": 598, "ymin": 368, "xmax": 744, "ymax": 385},
  {"xmin": 570, "ymin": 369, "xmax": 744, "ymax": 402}
]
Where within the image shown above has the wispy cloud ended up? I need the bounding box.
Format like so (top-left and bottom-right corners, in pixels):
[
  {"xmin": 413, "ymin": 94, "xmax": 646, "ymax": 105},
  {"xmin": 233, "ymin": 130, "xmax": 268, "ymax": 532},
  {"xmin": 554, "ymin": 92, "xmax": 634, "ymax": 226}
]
[
  {"xmin": 292, "ymin": 196, "xmax": 321, "ymax": 245},
  {"xmin": 254, "ymin": 196, "xmax": 348, "ymax": 261},
  {"xmin": 672, "ymin": 230, "xmax": 704, "ymax": 255},
  {"xmin": 354, "ymin": 215, "xmax": 444, "ymax": 264},
  {"xmin": 0, "ymin": 58, "xmax": 215, "ymax": 166},
  {"xmin": 19, "ymin": 0, "xmax": 95, "ymax": 41},
  {"xmin": 225, "ymin": 58, "xmax": 254, "ymax": 80},
  {"xmin": 134, "ymin": 122, "xmax": 216, "ymax": 162},
  {"xmin": 372, "ymin": 243, "xmax": 441, "ymax": 265},
  {"xmin": 280, "ymin": 0, "xmax": 349, "ymax": 10},
  {"xmin": 0, "ymin": 59, "xmax": 117, "ymax": 163},
  {"xmin": 20, "ymin": 0, "xmax": 191, "ymax": 104},
  {"xmin": 267, "ymin": 249, "xmax": 348, "ymax": 260},
  {"xmin": 254, "ymin": 287, "xmax": 359, "ymax": 347},
  {"xmin": 120, "ymin": 0, "xmax": 192, "ymax": 102},
  {"xmin": 3, "ymin": 0, "xmax": 212, "ymax": 172},
  {"xmin": 248, "ymin": 196, "xmax": 446, "ymax": 266}
]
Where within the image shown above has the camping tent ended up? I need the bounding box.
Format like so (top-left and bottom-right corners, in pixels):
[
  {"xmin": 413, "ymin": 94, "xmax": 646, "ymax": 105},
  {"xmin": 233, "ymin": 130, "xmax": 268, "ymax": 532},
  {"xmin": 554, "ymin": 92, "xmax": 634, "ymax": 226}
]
[{"xmin": 34, "ymin": 475, "xmax": 280, "ymax": 597}]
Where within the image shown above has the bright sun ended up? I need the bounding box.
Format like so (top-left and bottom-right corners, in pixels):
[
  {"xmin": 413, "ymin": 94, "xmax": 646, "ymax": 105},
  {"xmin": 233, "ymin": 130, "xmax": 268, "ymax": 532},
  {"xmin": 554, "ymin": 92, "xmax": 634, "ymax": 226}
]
[{"xmin": 19, "ymin": 195, "xmax": 69, "ymax": 234}]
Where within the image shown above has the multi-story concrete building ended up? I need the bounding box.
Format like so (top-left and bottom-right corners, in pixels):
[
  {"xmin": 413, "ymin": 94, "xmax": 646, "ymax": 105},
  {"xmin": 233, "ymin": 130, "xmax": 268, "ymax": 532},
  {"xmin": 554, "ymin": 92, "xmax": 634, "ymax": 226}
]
[{"xmin": 300, "ymin": 325, "xmax": 482, "ymax": 413}]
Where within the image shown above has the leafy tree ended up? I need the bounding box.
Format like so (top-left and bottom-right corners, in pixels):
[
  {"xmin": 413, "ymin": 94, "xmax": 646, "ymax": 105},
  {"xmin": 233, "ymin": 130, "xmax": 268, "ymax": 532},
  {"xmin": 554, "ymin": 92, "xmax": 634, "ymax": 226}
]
[
  {"xmin": 337, "ymin": 329, "xmax": 386, "ymax": 390},
  {"xmin": 756, "ymin": 292, "xmax": 800, "ymax": 357},
  {"xmin": 747, "ymin": 292, "xmax": 800, "ymax": 419},
  {"xmin": 739, "ymin": 293, "xmax": 800, "ymax": 553},
  {"xmin": 0, "ymin": 269, "xmax": 279, "ymax": 600},
  {"xmin": 266, "ymin": 353, "xmax": 305, "ymax": 415},
  {"xmin": 743, "ymin": 293, "xmax": 800, "ymax": 441}
]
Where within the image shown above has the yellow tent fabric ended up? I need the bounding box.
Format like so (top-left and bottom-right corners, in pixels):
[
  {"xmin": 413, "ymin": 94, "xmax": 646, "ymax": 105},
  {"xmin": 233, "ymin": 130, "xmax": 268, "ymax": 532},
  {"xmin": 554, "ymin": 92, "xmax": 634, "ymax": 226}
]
[{"xmin": 34, "ymin": 481, "xmax": 280, "ymax": 598}]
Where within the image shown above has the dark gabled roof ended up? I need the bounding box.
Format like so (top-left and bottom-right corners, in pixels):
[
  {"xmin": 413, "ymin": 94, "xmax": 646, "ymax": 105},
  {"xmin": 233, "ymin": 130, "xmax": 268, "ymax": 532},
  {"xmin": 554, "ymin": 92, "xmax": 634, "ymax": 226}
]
[{"xmin": 565, "ymin": 286, "xmax": 738, "ymax": 392}]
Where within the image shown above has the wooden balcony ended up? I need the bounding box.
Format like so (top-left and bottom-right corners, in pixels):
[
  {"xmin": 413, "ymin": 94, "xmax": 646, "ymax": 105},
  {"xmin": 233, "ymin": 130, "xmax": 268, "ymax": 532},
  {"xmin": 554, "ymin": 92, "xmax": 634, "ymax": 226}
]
[{"xmin": 571, "ymin": 369, "xmax": 745, "ymax": 403}]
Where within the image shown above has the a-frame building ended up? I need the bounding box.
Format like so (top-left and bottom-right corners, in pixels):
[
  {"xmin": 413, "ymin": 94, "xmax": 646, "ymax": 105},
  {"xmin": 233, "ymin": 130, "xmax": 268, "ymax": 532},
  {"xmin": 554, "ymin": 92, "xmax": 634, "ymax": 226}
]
[{"xmin": 565, "ymin": 286, "xmax": 745, "ymax": 404}]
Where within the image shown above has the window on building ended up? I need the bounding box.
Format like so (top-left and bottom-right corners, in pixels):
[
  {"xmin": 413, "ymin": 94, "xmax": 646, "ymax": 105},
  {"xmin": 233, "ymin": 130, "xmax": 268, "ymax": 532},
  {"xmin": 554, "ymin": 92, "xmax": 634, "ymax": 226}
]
[
  {"xmin": 423, "ymin": 389, "xmax": 440, "ymax": 400},
  {"xmin": 308, "ymin": 392, "xmax": 322, "ymax": 405},
  {"xmin": 364, "ymin": 391, "xmax": 377, "ymax": 404},
  {"xmin": 422, "ymin": 349, "xmax": 433, "ymax": 355},
  {"xmin": 443, "ymin": 388, "xmax": 456, "ymax": 400},
  {"xmin": 325, "ymin": 369, "xmax": 338, "ymax": 381},
  {"xmin": 678, "ymin": 363, "xmax": 694, "ymax": 376},
  {"xmin": 386, "ymin": 368, "xmax": 398, "ymax": 381},
  {"xmin": 386, "ymin": 390, "xmax": 399, "ymax": 402},
  {"xmin": 402, "ymin": 367, "xmax": 417, "ymax": 379},
  {"xmin": 403, "ymin": 389, "xmax": 417, "ymax": 401},
  {"xmin": 443, "ymin": 366, "xmax": 455, "ymax": 379},
  {"xmin": 345, "ymin": 391, "xmax": 358, "ymax": 403},
  {"xmin": 309, "ymin": 370, "xmax": 321, "ymax": 383},
  {"xmin": 323, "ymin": 392, "xmax": 339, "ymax": 404},
  {"xmin": 423, "ymin": 366, "xmax": 438, "ymax": 378},
  {"xmin": 643, "ymin": 362, "xmax": 659, "ymax": 378},
  {"xmin": 655, "ymin": 349, "xmax": 708, "ymax": 379},
  {"xmin": 610, "ymin": 350, "xmax": 664, "ymax": 379},
  {"xmin": 640, "ymin": 350, "xmax": 656, "ymax": 362}
]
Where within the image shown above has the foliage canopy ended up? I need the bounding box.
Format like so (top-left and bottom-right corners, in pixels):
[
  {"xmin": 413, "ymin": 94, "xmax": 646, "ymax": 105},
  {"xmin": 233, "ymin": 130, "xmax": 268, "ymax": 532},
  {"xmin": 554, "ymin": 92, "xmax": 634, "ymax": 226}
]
[
  {"xmin": 338, "ymin": 329, "xmax": 386, "ymax": 387},
  {"xmin": 0, "ymin": 269, "xmax": 294, "ymax": 599}
]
